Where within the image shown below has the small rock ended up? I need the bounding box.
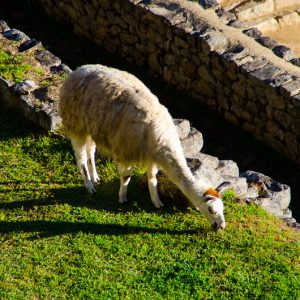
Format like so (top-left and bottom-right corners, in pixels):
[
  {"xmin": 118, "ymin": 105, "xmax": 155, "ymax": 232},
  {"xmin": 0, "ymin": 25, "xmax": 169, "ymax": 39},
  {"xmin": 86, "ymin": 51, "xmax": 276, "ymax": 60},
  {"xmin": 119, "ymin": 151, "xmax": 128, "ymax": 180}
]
[
  {"xmin": 0, "ymin": 20, "xmax": 10, "ymax": 33},
  {"xmin": 228, "ymin": 20, "xmax": 247, "ymax": 28},
  {"xmin": 50, "ymin": 64, "xmax": 72, "ymax": 75},
  {"xmin": 280, "ymin": 79, "xmax": 300, "ymax": 97},
  {"xmin": 216, "ymin": 9, "xmax": 237, "ymax": 24},
  {"xmin": 19, "ymin": 39, "xmax": 42, "ymax": 52},
  {"xmin": 264, "ymin": 182, "xmax": 291, "ymax": 210},
  {"xmin": 242, "ymin": 28, "xmax": 262, "ymax": 39},
  {"xmin": 272, "ymin": 45, "xmax": 294, "ymax": 61},
  {"xmin": 254, "ymin": 197, "xmax": 283, "ymax": 217},
  {"xmin": 240, "ymin": 170, "xmax": 291, "ymax": 210},
  {"xmin": 289, "ymin": 58, "xmax": 300, "ymax": 67},
  {"xmin": 187, "ymin": 158, "xmax": 224, "ymax": 187},
  {"xmin": 0, "ymin": 77, "xmax": 11, "ymax": 88},
  {"xmin": 267, "ymin": 73, "xmax": 293, "ymax": 87},
  {"xmin": 282, "ymin": 208, "xmax": 292, "ymax": 219},
  {"xmin": 10, "ymin": 80, "xmax": 38, "ymax": 95},
  {"xmin": 222, "ymin": 176, "xmax": 248, "ymax": 196},
  {"xmin": 243, "ymin": 185, "xmax": 259, "ymax": 199},
  {"xmin": 19, "ymin": 94, "xmax": 35, "ymax": 109},
  {"xmin": 198, "ymin": 0, "xmax": 220, "ymax": 9},
  {"xmin": 215, "ymin": 160, "xmax": 239, "ymax": 177},
  {"xmin": 155, "ymin": 172, "xmax": 190, "ymax": 207},
  {"xmin": 3, "ymin": 28, "xmax": 29, "ymax": 42},
  {"xmin": 181, "ymin": 127, "xmax": 204, "ymax": 158},
  {"xmin": 35, "ymin": 50, "xmax": 61, "ymax": 67},
  {"xmin": 255, "ymin": 36, "xmax": 278, "ymax": 49},
  {"xmin": 285, "ymin": 219, "xmax": 300, "ymax": 230},
  {"xmin": 193, "ymin": 152, "xmax": 219, "ymax": 169},
  {"xmin": 201, "ymin": 32, "xmax": 230, "ymax": 54},
  {"xmin": 174, "ymin": 119, "xmax": 190, "ymax": 140},
  {"xmin": 250, "ymin": 63, "xmax": 283, "ymax": 82}
]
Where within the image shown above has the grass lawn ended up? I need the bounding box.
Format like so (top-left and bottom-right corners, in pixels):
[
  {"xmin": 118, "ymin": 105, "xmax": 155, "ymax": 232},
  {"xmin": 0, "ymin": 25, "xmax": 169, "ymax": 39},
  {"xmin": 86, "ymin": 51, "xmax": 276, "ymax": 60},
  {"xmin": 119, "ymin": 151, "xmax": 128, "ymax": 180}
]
[{"xmin": 0, "ymin": 105, "xmax": 299, "ymax": 299}]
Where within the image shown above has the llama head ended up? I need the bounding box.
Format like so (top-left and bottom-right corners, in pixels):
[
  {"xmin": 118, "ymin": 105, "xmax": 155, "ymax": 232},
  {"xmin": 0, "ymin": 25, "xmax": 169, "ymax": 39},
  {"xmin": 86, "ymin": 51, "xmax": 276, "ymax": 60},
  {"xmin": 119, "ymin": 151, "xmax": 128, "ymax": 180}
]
[
  {"xmin": 196, "ymin": 186, "xmax": 227, "ymax": 230},
  {"xmin": 202, "ymin": 193, "xmax": 225, "ymax": 230}
]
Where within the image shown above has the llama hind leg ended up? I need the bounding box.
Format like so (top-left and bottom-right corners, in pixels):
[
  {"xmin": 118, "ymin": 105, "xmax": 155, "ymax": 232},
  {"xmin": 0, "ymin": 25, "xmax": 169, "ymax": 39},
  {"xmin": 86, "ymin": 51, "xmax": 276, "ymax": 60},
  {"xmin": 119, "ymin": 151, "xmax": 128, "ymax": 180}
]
[
  {"xmin": 117, "ymin": 163, "xmax": 133, "ymax": 204},
  {"xmin": 86, "ymin": 137, "xmax": 100, "ymax": 183},
  {"xmin": 71, "ymin": 134, "xmax": 96, "ymax": 194},
  {"xmin": 148, "ymin": 164, "xmax": 164, "ymax": 208}
]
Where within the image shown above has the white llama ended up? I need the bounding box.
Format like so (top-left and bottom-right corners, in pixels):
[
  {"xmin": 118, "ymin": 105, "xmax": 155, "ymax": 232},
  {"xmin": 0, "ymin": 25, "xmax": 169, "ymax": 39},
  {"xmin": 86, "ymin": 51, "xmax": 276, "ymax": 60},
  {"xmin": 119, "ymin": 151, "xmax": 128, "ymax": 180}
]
[{"xmin": 59, "ymin": 64, "xmax": 226, "ymax": 230}]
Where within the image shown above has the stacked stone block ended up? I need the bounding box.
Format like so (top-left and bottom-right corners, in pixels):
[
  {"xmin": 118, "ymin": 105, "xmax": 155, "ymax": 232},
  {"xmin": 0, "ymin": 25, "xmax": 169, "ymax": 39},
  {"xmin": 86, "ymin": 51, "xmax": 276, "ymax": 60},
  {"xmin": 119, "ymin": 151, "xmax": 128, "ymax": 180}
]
[
  {"xmin": 31, "ymin": 0, "xmax": 300, "ymax": 165},
  {"xmin": 0, "ymin": 17, "xmax": 298, "ymax": 228}
]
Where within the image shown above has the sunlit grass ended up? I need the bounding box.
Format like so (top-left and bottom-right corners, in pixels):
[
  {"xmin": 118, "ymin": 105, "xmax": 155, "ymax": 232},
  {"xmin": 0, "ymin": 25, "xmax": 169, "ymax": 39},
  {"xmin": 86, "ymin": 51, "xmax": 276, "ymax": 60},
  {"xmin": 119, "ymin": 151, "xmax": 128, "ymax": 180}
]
[
  {"xmin": 0, "ymin": 49, "xmax": 33, "ymax": 82},
  {"xmin": 0, "ymin": 106, "xmax": 299, "ymax": 299}
]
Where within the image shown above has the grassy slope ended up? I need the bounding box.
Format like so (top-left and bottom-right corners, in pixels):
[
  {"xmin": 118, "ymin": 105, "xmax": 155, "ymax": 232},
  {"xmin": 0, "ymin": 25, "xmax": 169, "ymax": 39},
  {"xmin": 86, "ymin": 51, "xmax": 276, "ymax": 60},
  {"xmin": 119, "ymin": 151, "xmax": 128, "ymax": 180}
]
[{"xmin": 0, "ymin": 105, "xmax": 299, "ymax": 299}]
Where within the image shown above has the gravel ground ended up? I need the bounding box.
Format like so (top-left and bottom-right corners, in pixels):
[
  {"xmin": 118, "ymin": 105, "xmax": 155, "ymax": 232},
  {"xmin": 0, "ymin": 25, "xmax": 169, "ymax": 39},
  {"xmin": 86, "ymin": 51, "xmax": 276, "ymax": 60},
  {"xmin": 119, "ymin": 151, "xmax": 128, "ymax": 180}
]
[{"xmin": 1, "ymin": 0, "xmax": 299, "ymax": 219}]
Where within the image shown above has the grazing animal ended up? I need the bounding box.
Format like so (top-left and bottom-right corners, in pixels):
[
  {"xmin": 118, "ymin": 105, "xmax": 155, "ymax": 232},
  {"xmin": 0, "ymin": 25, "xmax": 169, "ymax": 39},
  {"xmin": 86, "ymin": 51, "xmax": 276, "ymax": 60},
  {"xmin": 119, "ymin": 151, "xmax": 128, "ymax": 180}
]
[{"xmin": 59, "ymin": 64, "xmax": 226, "ymax": 230}]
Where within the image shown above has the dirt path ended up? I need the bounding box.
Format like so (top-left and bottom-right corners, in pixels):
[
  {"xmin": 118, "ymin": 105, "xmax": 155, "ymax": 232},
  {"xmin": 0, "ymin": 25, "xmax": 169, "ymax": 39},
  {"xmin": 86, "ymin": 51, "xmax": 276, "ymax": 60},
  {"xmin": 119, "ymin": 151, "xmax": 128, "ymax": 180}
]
[
  {"xmin": 182, "ymin": 1, "xmax": 300, "ymax": 77},
  {"xmin": 264, "ymin": 24, "xmax": 300, "ymax": 57},
  {"xmin": 1, "ymin": 0, "xmax": 299, "ymax": 219}
]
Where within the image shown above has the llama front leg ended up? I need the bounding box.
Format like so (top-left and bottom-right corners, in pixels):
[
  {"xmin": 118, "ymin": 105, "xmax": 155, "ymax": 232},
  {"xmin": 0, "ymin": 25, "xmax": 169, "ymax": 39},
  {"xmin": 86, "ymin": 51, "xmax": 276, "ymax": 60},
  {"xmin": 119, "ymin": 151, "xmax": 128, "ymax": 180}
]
[
  {"xmin": 71, "ymin": 135, "xmax": 96, "ymax": 194},
  {"xmin": 86, "ymin": 137, "xmax": 100, "ymax": 183},
  {"xmin": 117, "ymin": 164, "xmax": 133, "ymax": 204},
  {"xmin": 148, "ymin": 164, "xmax": 164, "ymax": 208}
]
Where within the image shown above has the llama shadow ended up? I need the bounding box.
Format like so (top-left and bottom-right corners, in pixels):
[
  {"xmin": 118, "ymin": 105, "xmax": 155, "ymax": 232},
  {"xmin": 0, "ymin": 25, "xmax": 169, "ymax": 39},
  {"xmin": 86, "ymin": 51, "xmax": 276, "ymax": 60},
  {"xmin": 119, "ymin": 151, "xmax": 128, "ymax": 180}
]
[
  {"xmin": 0, "ymin": 181, "xmax": 203, "ymax": 238},
  {"xmin": 0, "ymin": 103, "xmax": 43, "ymax": 141},
  {"xmin": 0, "ymin": 219, "xmax": 201, "ymax": 239},
  {"xmin": 0, "ymin": 104, "xmax": 200, "ymax": 238},
  {"xmin": 0, "ymin": 173, "xmax": 191, "ymax": 213},
  {"xmin": 0, "ymin": 181, "xmax": 189, "ymax": 213}
]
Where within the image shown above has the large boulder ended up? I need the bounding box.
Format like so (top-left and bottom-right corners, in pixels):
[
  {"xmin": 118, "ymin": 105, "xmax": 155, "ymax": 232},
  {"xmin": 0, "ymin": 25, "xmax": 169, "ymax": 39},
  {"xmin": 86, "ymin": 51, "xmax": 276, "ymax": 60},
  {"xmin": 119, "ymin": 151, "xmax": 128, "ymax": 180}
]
[
  {"xmin": 180, "ymin": 127, "xmax": 204, "ymax": 158},
  {"xmin": 215, "ymin": 160, "xmax": 239, "ymax": 177},
  {"xmin": 174, "ymin": 119, "xmax": 204, "ymax": 158},
  {"xmin": 240, "ymin": 170, "xmax": 291, "ymax": 217}
]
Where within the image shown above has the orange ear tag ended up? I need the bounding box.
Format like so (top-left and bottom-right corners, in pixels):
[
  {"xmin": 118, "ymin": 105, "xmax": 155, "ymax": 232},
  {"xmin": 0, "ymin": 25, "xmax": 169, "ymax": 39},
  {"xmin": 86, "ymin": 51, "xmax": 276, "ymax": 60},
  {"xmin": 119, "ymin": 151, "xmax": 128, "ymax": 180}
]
[{"xmin": 204, "ymin": 187, "xmax": 219, "ymax": 197}]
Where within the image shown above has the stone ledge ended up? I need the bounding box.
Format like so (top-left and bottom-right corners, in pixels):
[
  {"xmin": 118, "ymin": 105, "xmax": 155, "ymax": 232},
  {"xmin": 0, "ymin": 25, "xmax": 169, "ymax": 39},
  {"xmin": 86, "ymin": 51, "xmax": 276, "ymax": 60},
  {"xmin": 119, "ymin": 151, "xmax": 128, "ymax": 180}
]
[
  {"xmin": 28, "ymin": 0, "xmax": 300, "ymax": 165},
  {"xmin": 0, "ymin": 20, "xmax": 70, "ymax": 132},
  {"xmin": 1, "ymin": 4, "xmax": 298, "ymax": 229},
  {"xmin": 215, "ymin": 1, "xmax": 300, "ymax": 65}
]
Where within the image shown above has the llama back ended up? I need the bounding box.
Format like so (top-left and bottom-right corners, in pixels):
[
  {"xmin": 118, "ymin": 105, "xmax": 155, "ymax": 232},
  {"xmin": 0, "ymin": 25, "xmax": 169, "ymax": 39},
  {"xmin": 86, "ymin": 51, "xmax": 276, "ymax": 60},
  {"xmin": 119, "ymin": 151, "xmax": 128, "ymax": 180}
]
[{"xmin": 59, "ymin": 64, "xmax": 183, "ymax": 166}]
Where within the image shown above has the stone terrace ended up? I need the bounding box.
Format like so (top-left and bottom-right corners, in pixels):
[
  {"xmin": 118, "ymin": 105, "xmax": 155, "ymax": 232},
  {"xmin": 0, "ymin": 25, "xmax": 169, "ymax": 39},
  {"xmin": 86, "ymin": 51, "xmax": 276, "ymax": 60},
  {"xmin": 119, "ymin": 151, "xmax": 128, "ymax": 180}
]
[
  {"xmin": 1, "ymin": 1, "xmax": 300, "ymax": 227},
  {"xmin": 30, "ymin": 0, "xmax": 300, "ymax": 165}
]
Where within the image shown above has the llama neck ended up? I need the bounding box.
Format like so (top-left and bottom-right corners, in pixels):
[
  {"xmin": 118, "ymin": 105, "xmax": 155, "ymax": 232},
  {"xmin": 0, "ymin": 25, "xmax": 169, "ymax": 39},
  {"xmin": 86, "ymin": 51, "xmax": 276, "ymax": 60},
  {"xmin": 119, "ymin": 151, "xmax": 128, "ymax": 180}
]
[{"xmin": 160, "ymin": 153, "xmax": 211, "ymax": 207}]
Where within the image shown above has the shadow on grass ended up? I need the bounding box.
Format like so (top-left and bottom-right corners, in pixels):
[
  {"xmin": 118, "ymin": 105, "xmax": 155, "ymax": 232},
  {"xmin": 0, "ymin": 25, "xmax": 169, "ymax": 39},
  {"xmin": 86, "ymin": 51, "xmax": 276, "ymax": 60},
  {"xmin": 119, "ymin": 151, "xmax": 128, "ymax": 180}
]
[
  {"xmin": 0, "ymin": 178, "xmax": 190, "ymax": 213},
  {"xmin": 0, "ymin": 220, "xmax": 202, "ymax": 238},
  {"xmin": 0, "ymin": 181, "xmax": 203, "ymax": 237},
  {"xmin": 0, "ymin": 103, "xmax": 43, "ymax": 141}
]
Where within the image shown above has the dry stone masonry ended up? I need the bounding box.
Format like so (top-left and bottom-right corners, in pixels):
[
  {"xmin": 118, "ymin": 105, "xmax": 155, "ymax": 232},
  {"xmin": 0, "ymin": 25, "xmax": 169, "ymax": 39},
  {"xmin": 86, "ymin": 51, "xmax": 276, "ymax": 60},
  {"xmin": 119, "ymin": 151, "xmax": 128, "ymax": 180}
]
[
  {"xmin": 0, "ymin": 20, "xmax": 70, "ymax": 131},
  {"xmin": 142, "ymin": 118, "xmax": 296, "ymax": 227},
  {"xmin": 0, "ymin": 4, "xmax": 299, "ymax": 228},
  {"xmin": 30, "ymin": 0, "xmax": 300, "ymax": 166},
  {"xmin": 213, "ymin": 0, "xmax": 300, "ymax": 65}
]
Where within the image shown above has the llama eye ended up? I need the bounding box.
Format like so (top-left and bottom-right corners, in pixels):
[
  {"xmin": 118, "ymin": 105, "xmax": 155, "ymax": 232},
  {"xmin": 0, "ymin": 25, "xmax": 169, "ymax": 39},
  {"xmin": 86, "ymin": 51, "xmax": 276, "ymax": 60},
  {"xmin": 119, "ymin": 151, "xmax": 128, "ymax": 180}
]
[{"xmin": 204, "ymin": 195, "xmax": 215, "ymax": 202}]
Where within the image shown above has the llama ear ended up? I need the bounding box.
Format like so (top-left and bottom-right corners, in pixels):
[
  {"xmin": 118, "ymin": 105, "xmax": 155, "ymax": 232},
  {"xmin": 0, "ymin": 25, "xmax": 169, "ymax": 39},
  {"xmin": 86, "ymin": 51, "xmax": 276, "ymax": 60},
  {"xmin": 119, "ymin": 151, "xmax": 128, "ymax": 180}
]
[
  {"xmin": 204, "ymin": 187, "xmax": 219, "ymax": 198},
  {"xmin": 216, "ymin": 182, "xmax": 231, "ymax": 193}
]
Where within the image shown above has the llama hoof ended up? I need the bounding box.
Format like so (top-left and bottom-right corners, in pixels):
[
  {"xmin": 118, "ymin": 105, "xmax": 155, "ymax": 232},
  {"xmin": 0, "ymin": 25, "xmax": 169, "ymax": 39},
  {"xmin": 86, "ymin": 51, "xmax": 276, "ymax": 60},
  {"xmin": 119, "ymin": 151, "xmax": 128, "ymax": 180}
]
[
  {"xmin": 118, "ymin": 197, "xmax": 128, "ymax": 204},
  {"xmin": 154, "ymin": 201, "xmax": 164, "ymax": 209},
  {"xmin": 92, "ymin": 176, "xmax": 100, "ymax": 184}
]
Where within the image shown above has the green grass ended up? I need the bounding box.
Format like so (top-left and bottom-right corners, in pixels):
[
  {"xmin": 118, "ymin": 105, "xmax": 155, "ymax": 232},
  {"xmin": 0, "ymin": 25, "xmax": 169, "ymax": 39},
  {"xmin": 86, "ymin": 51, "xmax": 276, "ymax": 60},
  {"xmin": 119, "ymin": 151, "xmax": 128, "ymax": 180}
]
[
  {"xmin": 0, "ymin": 106, "xmax": 299, "ymax": 299},
  {"xmin": 0, "ymin": 49, "xmax": 33, "ymax": 83}
]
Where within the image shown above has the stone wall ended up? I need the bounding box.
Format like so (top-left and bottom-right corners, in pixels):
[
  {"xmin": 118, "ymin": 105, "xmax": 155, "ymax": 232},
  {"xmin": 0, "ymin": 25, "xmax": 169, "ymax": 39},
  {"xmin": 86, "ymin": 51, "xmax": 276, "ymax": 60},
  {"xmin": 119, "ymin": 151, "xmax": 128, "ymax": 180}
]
[
  {"xmin": 0, "ymin": 13, "xmax": 298, "ymax": 227},
  {"xmin": 31, "ymin": 0, "xmax": 300, "ymax": 164}
]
